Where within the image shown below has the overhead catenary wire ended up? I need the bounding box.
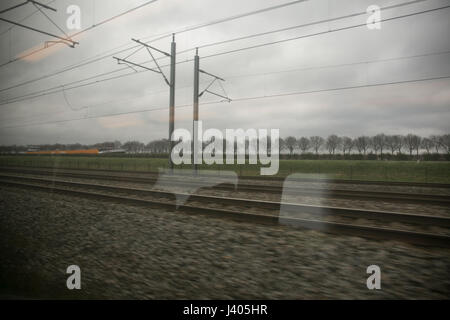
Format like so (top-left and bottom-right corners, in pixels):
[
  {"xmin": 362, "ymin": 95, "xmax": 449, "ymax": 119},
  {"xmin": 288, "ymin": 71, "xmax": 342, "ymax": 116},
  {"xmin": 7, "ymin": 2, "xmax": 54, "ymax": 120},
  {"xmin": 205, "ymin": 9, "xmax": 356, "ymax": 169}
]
[
  {"xmin": 1, "ymin": 75, "xmax": 448, "ymax": 130},
  {"xmin": 0, "ymin": 0, "xmax": 159, "ymax": 68},
  {"xmin": 0, "ymin": 0, "xmax": 56, "ymax": 15},
  {"xmin": 200, "ymin": 4, "xmax": 450, "ymax": 60},
  {"xmin": 2, "ymin": 49, "xmax": 449, "ymax": 124},
  {"xmin": 0, "ymin": 0, "xmax": 427, "ymax": 94},
  {"xmin": 0, "ymin": 0, "xmax": 77, "ymax": 47},
  {"xmin": 0, "ymin": 1, "xmax": 30, "ymax": 15},
  {"xmin": 0, "ymin": 3, "xmax": 447, "ymax": 106},
  {"xmin": 31, "ymin": 1, "xmax": 69, "ymax": 38},
  {"xmin": 2, "ymin": 47, "xmax": 450, "ymax": 107},
  {"xmin": 0, "ymin": 0, "xmax": 309, "ymax": 70},
  {"xmin": 224, "ymin": 50, "xmax": 450, "ymax": 80},
  {"xmin": 194, "ymin": 0, "xmax": 428, "ymax": 52},
  {"xmin": 1, "ymin": 80, "xmax": 214, "ymax": 123},
  {"xmin": 0, "ymin": 0, "xmax": 57, "ymax": 36}
]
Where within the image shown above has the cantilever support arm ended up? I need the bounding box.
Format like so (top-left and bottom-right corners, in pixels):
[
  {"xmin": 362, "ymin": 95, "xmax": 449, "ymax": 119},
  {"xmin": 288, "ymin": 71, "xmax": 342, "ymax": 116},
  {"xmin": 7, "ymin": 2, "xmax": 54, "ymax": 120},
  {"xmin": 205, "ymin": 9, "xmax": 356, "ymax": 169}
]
[
  {"xmin": 199, "ymin": 69, "xmax": 225, "ymax": 82},
  {"xmin": 0, "ymin": 0, "xmax": 56, "ymax": 15},
  {"xmin": 132, "ymin": 38, "xmax": 171, "ymax": 57},
  {"xmin": 145, "ymin": 47, "xmax": 170, "ymax": 86},
  {"xmin": 199, "ymin": 78, "xmax": 216, "ymax": 97},
  {"xmin": 0, "ymin": 17, "xmax": 78, "ymax": 47},
  {"xmin": 204, "ymin": 90, "xmax": 231, "ymax": 102},
  {"xmin": 198, "ymin": 68, "xmax": 231, "ymax": 101},
  {"xmin": 113, "ymin": 57, "xmax": 161, "ymax": 74},
  {"xmin": 28, "ymin": 0, "xmax": 57, "ymax": 12}
]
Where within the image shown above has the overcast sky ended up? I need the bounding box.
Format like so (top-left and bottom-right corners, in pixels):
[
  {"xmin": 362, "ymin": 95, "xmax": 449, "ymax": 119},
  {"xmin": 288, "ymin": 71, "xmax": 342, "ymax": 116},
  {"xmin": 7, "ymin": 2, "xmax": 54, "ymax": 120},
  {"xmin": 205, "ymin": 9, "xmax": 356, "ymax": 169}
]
[{"xmin": 0, "ymin": 0, "xmax": 449, "ymax": 145}]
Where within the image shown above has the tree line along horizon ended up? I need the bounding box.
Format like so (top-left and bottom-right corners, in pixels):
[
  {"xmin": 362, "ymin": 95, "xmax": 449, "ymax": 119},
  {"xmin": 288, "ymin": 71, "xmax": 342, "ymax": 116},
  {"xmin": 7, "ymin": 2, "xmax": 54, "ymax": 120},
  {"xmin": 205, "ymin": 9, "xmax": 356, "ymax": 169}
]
[{"xmin": 1, "ymin": 133, "xmax": 449, "ymax": 157}]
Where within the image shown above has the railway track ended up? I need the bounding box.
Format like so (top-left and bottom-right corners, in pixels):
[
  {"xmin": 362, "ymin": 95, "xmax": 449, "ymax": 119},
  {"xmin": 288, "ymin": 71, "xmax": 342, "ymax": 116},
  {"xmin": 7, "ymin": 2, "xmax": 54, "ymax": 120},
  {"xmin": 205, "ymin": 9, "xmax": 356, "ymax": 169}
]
[
  {"xmin": 1, "ymin": 165, "xmax": 449, "ymax": 188},
  {"xmin": 0, "ymin": 167, "xmax": 449, "ymax": 205},
  {"xmin": 0, "ymin": 173, "xmax": 449, "ymax": 247}
]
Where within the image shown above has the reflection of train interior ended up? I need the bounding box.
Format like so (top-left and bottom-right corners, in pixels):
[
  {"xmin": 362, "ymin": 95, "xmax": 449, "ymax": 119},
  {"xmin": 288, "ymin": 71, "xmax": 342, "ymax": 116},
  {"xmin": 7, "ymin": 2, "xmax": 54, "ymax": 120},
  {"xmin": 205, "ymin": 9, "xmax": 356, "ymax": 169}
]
[{"xmin": 26, "ymin": 148, "xmax": 126, "ymax": 155}]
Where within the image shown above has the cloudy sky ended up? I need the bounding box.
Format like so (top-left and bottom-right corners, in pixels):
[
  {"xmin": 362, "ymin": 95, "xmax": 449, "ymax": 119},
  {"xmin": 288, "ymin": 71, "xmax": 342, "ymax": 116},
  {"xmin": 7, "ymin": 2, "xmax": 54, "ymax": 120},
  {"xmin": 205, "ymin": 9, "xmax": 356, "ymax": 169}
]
[{"xmin": 0, "ymin": 0, "xmax": 449, "ymax": 145}]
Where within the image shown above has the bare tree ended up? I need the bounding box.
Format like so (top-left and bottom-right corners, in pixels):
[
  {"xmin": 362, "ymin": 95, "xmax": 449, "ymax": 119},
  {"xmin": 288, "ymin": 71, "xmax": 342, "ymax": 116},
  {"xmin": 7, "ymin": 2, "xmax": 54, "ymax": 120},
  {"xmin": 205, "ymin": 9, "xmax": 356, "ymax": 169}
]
[
  {"xmin": 369, "ymin": 137, "xmax": 378, "ymax": 155},
  {"xmin": 385, "ymin": 135, "xmax": 403, "ymax": 155},
  {"xmin": 439, "ymin": 134, "xmax": 450, "ymax": 154},
  {"xmin": 430, "ymin": 135, "xmax": 441, "ymax": 153},
  {"xmin": 404, "ymin": 134, "xmax": 421, "ymax": 156},
  {"xmin": 298, "ymin": 137, "xmax": 310, "ymax": 153},
  {"xmin": 146, "ymin": 139, "xmax": 170, "ymax": 153},
  {"xmin": 277, "ymin": 137, "xmax": 285, "ymax": 154},
  {"xmin": 310, "ymin": 136, "xmax": 325, "ymax": 155},
  {"xmin": 385, "ymin": 135, "xmax": 396, "ymax": 155},
  {"xmin": 355, "ymin": 136, "xmax": 370, "ymax": 155},
  {"xmin": 421, "ymin": 138, "xmax": 434, "ymax": 154},
  {"xmin": 394, "ymin": 135, "xmax": 404, "ymax": 154},
  {"xmin": 372, "ymin": 134, "xmax": 386, "ymax": 157},
  {"xmin": 284, "ymin": 136, "xmax": 297, "ymax": 155},
  {"xmin": 325, "ymin": 135, "xmax": 340, "ymax": 155},
  {"xmin": 341, "ymin": 136, "xmax": 353, "ymax": 155},
  {"xmin": 123, "ymin": 141, "xmax": 145, "ymax": 153}
]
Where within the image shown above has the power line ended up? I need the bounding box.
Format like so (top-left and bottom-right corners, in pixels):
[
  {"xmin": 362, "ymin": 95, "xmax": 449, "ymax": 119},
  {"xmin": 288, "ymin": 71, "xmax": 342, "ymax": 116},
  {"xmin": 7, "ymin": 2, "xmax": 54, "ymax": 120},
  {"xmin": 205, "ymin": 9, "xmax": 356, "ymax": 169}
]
[
  {"xmin": 0, "ymin": 45, "xmax": 140, "ymax": 94},
  {"xmin": 153, "ymin": 0, "xmax": 310, "ymax": 38},
  {"xmin": 2, "ymin": 81, "xmax": 211, "ymax": 123},
  {"xmin": 224, "ymin": 50, "xmax": 450, "ymax": 80},
  {"xmin": 0, "ymin": 0, "xmax": 426, "ymax": 94},
  {"xmin": 0, "ymin": 56, "xmax": 187, "ymax": 105},
  {"xmin": 0, "ymin": 16, "xmax": 77, "ymax": 47},
  {"xmin": 0, "ymin": 0, "xmax": 77, "ymax": 47},
  {"xmin": 1, "ymin": 75, "xmax": 448, "ymax": 129},
  {"xmin": 3, "ymin": 47, "xmax": 449, "ymax": 107},
  {"xmin": 0, "ymin": 0, "xmax": 309, "ymax": 70},
  {"xmin": 0, "ymin": 0, "xmax": 57, "ymax": 36},
  {"xmin": 1, "ymin": 3, "xmax": 447, "ymax": 106},
  {"xmin": 0, "ymin": 0, "xmax": 159, "ymax": 68},
  {"xmin": 3, "ymin": 49, "xmax": 449, "ymax": 123},
  {"xmin": 195, "ymin": 0, "xmax": 428, "ymax": 52},
  {"xmin": 0, "ymin": 1, "xmax": 41, "ymax": 15},
  {"xmin": 231, "ymin": 75, "xmax": 450, "ymax": 102},
  {"xmin": 201, "ymin": 5, "xmax": 450, "ymax": 60},
  {"xmin": 31, "ymin": 1, "xmax": 68, "ymax": 38}
]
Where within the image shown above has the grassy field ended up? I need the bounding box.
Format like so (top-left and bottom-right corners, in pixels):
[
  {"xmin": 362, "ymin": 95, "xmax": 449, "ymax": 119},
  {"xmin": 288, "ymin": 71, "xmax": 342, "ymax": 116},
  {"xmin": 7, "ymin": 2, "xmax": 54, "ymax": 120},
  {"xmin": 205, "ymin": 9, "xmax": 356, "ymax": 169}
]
[{"xmin": 0, "ymin": 155, "xmax": 449, "ymax": 183}]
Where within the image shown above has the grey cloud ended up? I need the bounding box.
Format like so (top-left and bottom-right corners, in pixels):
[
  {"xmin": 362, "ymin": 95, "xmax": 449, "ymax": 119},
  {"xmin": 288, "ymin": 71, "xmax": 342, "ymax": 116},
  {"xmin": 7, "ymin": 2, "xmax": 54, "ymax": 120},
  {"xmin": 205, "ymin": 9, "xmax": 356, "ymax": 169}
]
[{"xmin": 0, "ymin": 0, "xmax": 449, "ymax": 145}]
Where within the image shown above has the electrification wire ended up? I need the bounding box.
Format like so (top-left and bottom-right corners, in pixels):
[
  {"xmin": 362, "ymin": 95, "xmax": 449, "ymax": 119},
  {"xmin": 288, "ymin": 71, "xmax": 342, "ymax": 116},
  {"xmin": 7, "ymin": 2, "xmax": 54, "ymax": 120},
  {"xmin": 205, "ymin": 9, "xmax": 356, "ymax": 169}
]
[
  {"xmin": 1, "ymin": 80, "xmax": 212, "ymax": 123},
  {"xmin": 0, "ymin": 3, "xmax": 446, "ymax": 106},
  {"xmin": 223, "ymin": 50, "xmax": 450, "ymax": 80},
  {"xmin": 3, "ymin": 47, "xmax": 450, "ymax": 107},
  {"xmin": 0, "ymin": 0, "xmax": 159, "ymax": 68},
  {"xmin": 194, "ymin": 0, "xmax": 428, "ymax": 52},
  {"xmin": 0, "ymin": 0, "xmax": 309, "ymax": 70},
  {"xmin": 0, "ymin": 0, "xmax": 427, "ymax": 94},
  {"xmin": 3, "ymin": 49, "xmax": 449, "ymax": 123},
  {"xmin": 1, "ymin": 75, "xmax": 448, "ymax": 129},
  {"xmin": 0, "ymin": 0, "xmax": 312, "ymax": 92},
  {"xmin": 31, "ymin": 1, "xmax": 69, "ymax": 38},
  {"xmin": 201, "ymin": 5, "xmax": 450, "ymax": 60},
  {"xmin": 0, "ymin": 0, "xmax": 57, "ymax": 36}
]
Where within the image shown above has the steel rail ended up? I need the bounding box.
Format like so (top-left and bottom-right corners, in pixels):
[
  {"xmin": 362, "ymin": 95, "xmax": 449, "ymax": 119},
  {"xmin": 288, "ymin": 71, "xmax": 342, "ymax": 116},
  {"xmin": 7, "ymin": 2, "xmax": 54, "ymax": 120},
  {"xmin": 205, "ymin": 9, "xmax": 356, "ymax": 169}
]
[
  {"xmin": 0, "ymin": 177, "xmax": 449, "ymax": 247},
  {"xmin": 1, "ymin": 165, "xmax": 448, "ymax": 188},
  {"xmin": 0, "ymin": 174, "xmax": 449, "ymax": 228},
  {"xmin": 0, "ymin": 167, "xmax": 449, "ymax": 205}
]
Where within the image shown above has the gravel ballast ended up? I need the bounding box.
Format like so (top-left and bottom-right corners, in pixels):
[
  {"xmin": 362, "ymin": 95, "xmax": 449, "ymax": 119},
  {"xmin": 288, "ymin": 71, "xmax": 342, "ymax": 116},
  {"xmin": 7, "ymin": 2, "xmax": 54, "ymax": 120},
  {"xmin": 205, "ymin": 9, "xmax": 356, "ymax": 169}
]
[{"xmin": 0, "ymin": 186, "xmax": 449, "ymax": 299}]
